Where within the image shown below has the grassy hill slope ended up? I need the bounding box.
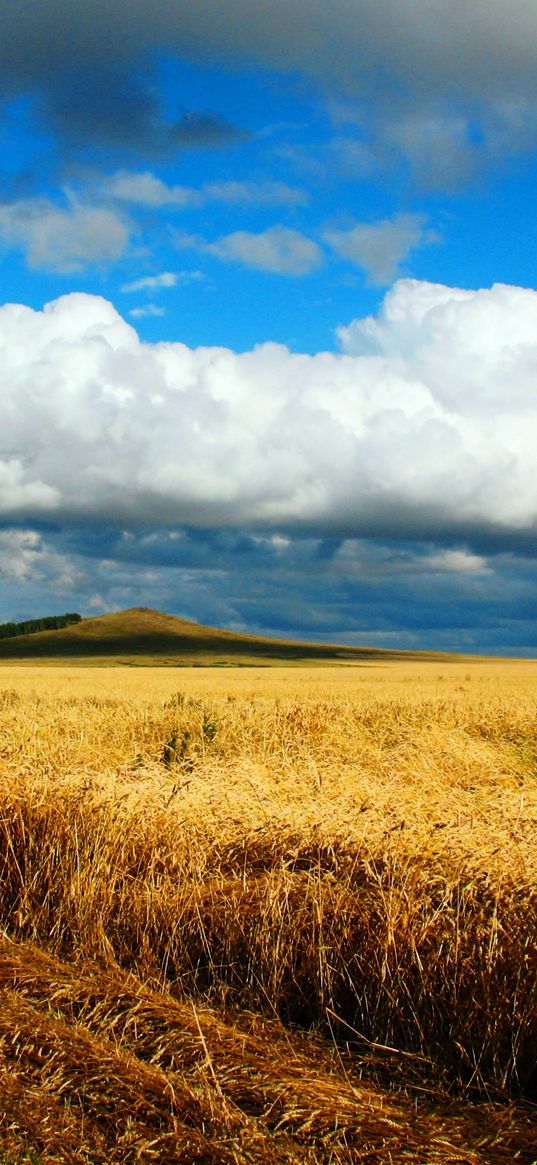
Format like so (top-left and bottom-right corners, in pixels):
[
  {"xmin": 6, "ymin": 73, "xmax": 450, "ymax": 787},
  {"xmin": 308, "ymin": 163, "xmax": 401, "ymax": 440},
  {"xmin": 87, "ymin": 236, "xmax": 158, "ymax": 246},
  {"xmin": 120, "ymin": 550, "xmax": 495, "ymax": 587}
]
[{"xmin": 0, "ymin": 605, "xmax": 462, "ymax": 665}]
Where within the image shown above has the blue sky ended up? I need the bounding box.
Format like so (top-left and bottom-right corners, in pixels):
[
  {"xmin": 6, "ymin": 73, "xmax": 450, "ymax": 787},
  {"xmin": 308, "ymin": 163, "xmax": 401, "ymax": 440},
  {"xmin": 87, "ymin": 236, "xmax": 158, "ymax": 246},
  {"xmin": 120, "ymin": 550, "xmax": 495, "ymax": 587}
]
[{"xmin": 1, "ymin": 0, "xmax": 537, "ymax": 654}]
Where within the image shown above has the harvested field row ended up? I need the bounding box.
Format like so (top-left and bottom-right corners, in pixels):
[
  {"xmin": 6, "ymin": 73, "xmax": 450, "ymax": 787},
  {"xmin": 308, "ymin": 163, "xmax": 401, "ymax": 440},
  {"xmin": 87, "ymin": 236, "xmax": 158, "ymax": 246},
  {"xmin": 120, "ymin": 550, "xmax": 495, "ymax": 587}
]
[
  {"xmin": 0, "ymin": 768, "xmax": 535, "ymax": 1098},
  {"xmin": 0, "ymin": 938, "xmax": 536, "ymax": 1165}
]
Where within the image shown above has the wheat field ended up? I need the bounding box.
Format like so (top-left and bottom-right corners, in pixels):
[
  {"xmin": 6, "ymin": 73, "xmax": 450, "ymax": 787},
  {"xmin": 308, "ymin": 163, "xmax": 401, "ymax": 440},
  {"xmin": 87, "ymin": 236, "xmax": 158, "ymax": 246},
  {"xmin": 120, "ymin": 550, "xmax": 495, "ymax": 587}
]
[{"xmin": 0, "ymin": 660, "xmax": 536, "ymax": 1164}]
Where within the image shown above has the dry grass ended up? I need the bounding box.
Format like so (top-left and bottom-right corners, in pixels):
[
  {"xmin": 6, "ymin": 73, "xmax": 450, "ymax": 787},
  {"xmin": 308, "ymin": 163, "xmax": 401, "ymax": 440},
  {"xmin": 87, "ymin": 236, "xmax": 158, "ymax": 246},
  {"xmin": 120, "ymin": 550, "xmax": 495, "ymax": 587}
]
[{"xmin": 0, "ymin": 660, "xmax": 536, "ymax": 1163}]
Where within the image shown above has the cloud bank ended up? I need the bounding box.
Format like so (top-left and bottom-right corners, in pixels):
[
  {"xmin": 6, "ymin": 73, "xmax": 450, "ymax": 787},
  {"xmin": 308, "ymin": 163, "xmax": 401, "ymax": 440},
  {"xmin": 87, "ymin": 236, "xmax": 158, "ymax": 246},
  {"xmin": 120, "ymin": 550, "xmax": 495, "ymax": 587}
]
[
  {"xmin": 1, "ymin": 279, "xmax": 537, "ymax": 550},
  {"xmin": 2, "ymin": 0, "xmax": 537, "ymax": 172},
  {"xmin": 4, "ymin": 2, "xmax": 537, "ymax": 108}
]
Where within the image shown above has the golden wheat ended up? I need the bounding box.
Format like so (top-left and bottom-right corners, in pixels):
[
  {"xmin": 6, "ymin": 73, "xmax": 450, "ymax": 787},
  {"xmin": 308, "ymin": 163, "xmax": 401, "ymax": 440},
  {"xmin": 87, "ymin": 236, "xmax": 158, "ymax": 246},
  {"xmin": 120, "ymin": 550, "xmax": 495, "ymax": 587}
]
[{"xmin": 0, "ymin": 660, "xmax": 536, "ymax": 1163}]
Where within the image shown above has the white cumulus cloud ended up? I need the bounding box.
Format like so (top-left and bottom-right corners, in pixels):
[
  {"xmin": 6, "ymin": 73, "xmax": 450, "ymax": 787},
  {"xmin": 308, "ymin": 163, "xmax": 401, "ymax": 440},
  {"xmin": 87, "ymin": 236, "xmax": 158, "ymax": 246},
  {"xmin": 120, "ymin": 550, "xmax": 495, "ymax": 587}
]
[{"xmin": 1, "ymin": 280, "xmax": 537, "ymax": 543}]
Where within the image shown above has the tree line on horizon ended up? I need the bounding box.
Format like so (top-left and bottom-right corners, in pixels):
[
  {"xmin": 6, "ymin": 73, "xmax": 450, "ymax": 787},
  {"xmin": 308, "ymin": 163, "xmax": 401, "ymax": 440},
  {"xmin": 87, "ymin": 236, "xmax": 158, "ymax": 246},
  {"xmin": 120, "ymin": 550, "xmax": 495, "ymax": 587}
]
[{"xmin": 0, "ymin": 613, "xmax": 82, "ymax": 640}]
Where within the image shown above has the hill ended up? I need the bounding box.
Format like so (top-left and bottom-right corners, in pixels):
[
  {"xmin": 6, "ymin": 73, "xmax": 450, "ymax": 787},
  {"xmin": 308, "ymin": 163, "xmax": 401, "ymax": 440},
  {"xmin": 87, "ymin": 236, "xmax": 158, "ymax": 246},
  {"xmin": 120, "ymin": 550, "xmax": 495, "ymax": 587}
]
[{"xmin": 0, "ymin": 605, "xmax": 461, "ymax": 665}]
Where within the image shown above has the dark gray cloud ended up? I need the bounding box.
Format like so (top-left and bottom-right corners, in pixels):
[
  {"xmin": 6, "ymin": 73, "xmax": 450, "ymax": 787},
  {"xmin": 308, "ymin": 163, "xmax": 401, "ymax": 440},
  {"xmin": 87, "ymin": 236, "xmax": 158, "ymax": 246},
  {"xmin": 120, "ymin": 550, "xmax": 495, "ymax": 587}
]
[
  {"xmin": 3, "ymin": 2, "xmax": 536, "ymax": 100},
  {"xmin": 38, "ymin": 70, "xmax": 246, "ymax": 155},
  {"xmin": 171, "ymin": 112, "xmax": 248, "ymax": 148},
  {"xmin": 2, "ymin": 522, "xmax": 537, "ymax": 656},
  {"xmin": 1, "ymin": 2, "xmax": 537, "ymax": 163},
  {"xmin": 0, "ymin": 9, "xmax": 246, "ymax": 155}
]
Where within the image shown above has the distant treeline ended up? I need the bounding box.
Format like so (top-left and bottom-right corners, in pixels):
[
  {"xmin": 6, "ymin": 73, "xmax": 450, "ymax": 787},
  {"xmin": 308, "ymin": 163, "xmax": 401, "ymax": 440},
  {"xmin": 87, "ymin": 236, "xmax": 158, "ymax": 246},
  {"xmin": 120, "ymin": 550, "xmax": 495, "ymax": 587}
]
[{"xmin": 0, "ymin": 613, "xmax": 82, "ymax": 640}]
